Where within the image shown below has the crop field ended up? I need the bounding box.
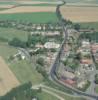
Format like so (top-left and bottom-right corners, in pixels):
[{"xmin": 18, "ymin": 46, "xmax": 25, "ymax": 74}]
[
  {"xmin": 0, "ymin": 0, "xmax": 58, "ymax": 23},
  {"xmin": 65, "ymin": 0, "xmax": 98, "ymax": 4},
  {"xmin": 79, "ymin": 22, "xmax": 98, "ymax": 31},
  {"xmin": 60, "ymin": 6, "xmax": 98, "ymax": 22},
  {"xmin": 0, "ymin": 12, "xmax": 58, "ymax": 23},
  {"xmin": 0, "ymin": 6, "xmax": 56, "ymax": 14},
  {"xmin": 0, "ymin": 56, "xmax": 19, "ymax": 96}
]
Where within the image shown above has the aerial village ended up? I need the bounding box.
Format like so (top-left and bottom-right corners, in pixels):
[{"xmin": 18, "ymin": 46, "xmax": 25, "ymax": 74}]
[
  {"xmin": 1, "ymin": 19, "xmax": 98, "ymax": 94},
  {"xmin": 0, "ymin": 21, "xmax": 64, "ymax": 74},
  {"xmin": 57, "ymin": 27, "xmax": 98, "ymax": 94}
]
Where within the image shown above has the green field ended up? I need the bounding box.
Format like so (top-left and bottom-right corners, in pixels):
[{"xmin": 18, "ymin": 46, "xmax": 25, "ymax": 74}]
[
  {"xmin": 0, "ymin": 27, "xmax": 44, "ymax": 85},
  {"xmin": 0, "ymin": 43, "xmax": 43, "ymax": 84},
  {"xmin": 0, "ymin": 8, "xmax": 8, "ymax": 11},
  {"xmin": 0, "ymin": 1, "xmax": 19, "ymax": 5},
  {"xmin": 43, "ymin": 87, "xmax": 86, "ymax": 100},
  {"xmin": 0, "ymin": 12, "xmax": 58, "ymax": 23},
  {"xmin": 0, "ymin": 27, "xmax": 43, "ymax": 85},
  {"xmin": 95, "ymin": 86, "xmax": 98, "ymax": 93},
  {"xmin": 20, "ymin": 3, "xmax": 57, "ymax": 6},
  {"xmin": 79, "ymin": 22, "xmax": 98, "ymax": 31},
  {"xmin": 37, "ymin": 92, "xmax": 59, "ymax": 100},
  {"xmin": 0, "ymin": 27, "xmax": 28, "ymax": 41}
]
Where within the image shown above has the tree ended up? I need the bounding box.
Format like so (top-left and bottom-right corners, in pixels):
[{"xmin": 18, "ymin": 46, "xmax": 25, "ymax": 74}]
[
  {"xmin": 8, "ymin": 38, "xmax": 26, "ymax": 48},
  {"xmin": 36, "ymin": 57, "xmax": 44, "ymax": 66},
  {"xmin": 95, "ymin": 74, "xmax": 98, "ymax": 84},
  {"xmin": 27, "ymin": 33, "xmax": 32, "ymax": 47},
  {"xmin": 74, "ymin": 24, "xmax": 80, "ymax": 31}
]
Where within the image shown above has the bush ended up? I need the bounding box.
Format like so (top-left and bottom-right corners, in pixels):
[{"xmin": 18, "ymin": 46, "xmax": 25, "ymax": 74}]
[
  {"xmin": 95, "ymin": 74, "xmax": 98, "ymax": 84},
  {"xmin": 36, "ymin": 57, "xmax": 45, "ymax": 66},
  {"xmin": 8, "ymin": 38, "xmax": 27, "ymax": 48},
  {"xmin": 0, "ymin": 82, "xmax": 41, "ymax": 100},
  {"xmin": 78, "ymin": 81, "xmax": 90, "ymax": 92}
]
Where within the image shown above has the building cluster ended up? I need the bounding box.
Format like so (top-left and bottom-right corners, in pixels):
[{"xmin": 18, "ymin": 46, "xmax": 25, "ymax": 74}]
[
  {"xmin": 58, "ymin": 38, "xmax": 94, "ymax": 90},
  {"xmin": 91, "ymin": 43, "xmax": 98, "ymax": 62}
]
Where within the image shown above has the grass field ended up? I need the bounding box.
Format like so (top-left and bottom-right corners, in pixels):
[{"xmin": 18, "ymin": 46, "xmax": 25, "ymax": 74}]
[
  {"xmin": 0, "ymin": 1, "xmax": 19, "ymax": 5},
  {"xmin": 0, "ymin": 27, "xmax": 28, "ymax": 41},
  {"xmin": 95, "ymin": 85, "xmax": 98, "ymax": 93},
  {"xmin": 0, "ymin": 43, "xmax": 43, "ymax": 85},
  {"xmin": 37, "ymin": 92, "xmax": 59, "ymax": 100},
  {"xmin": 79, "ymin": 22, "xmax": 98, "ymax": 31},
  {"xmin": 0, "ymin": 8, "xmax": 7, "ymax": 11},
  {"xmin": 10, "ymin": 59, "xmax": 43, "ymax": 84},
  {"xmin": 0, "ymin": 12, "xmax": 58, "ymax": 23},
  {"xmin": 43, "ymin": 87, "xmax": 86, "ymax": 100},
  {"xmin": 20, "ymin": 3, "xmax": 57, "ymax": 6}
]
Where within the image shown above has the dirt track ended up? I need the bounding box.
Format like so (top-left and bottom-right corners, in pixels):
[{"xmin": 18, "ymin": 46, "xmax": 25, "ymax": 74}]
[
  {"xmin": 0, "ymin": 57, "xmax": 19, "ymax": 96},
  {"xmin": 0, "ymin": 6, "xmax": 56, "ymax": 14},
  {"xmin": 60, "ymin": 6, "xmax": 98, "ymax": 22}
]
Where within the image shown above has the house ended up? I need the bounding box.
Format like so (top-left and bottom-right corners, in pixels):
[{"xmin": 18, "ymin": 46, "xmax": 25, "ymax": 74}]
[
  {"xmin": 44, "ymin": 31, "xmax": 60, "ymax": 36},
  {"xmin": 35, "ymin": 44, "xmax": 44, "ymax": 48},
  {"xmin": 80, "ymin": 59, "xmax": 92, "ymax": 65},
  {"xmin": 18, "ymin": 50, "xmax": 26, "ymax": 60},
  {"xmin": 62, "ymin": 79, "xmax": 76, "ymax": 86},
  {"xmin": 44, "ymin": 42, "xmax": 60, "ymax": 49},
  {"xmin": 32, "ymin": 98, "xmax": 37, "ymax": 100},
  {"xmin": 91, "ymin": 43, "xmax": 98, "ymax": 53},
  {"xmin": 62, "ymin": 70, "xmax": 75, "ymax": 79},
  {"xmin": 82, "ymin": 40, "xmax": 90, "ymax": 48}
]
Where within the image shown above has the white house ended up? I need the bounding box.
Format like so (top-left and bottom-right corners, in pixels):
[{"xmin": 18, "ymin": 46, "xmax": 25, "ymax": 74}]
[{"xmin": 44, "ymin": 42, "xmax": 60, "ymax": 49}]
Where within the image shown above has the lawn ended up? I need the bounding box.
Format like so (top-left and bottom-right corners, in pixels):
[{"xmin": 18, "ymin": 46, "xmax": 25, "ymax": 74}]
[
  {"xmin": 0, "ymin": 27, "xmax": 28, "ymax": 41},
  {"xmin": 43, "ymin": 86, "xmax": 86, "ymax": 100},
  {"xmin": 95, "ymin": 85, "xmax": 98, "ymax": 93},
  {"xmin": 79, "ymin": 22, "xmax": 98, "ymax": 31},
  {"xmin": 79, "ymin": 32, "xmax": 98, "ymax": 42},
  {"xmin": 0, "ymin": 12, "xmax": 58, "ymax": 23},
  {"xmin": 0, "ymin": 43, "xmax": 17, "ymax": 60},
  {"xmin": 37, "ymin": 92, "xmax": 59, "ymax": 100},
  {"xmin": 0, "ymin": 8, "xmax": 8, "ymax": 11},
  {"xmin": 10, "ymin": 59, "xmax": 43, "ymax": 85},
  {"xmin": 20, "ymin": 3, "xmax": 57, "ymax": 6}
]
